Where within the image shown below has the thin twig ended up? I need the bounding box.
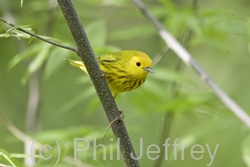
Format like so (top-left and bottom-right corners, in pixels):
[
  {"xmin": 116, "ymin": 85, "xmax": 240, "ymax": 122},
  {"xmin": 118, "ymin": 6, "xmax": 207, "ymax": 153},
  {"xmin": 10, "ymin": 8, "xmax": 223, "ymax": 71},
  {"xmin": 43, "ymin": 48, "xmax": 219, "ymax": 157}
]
[
  {"xmin": 0, "ymin": 17, "xmax": 77, "ymax": 53},
  {"xmin": 152, "ymin": 46, "xmax": 169, "ymax": 66},
  {"xmin": 0, "ymin": 110, "xmax": 42, "ymax": 149},
  {"xmin": 101, "ymin": 117, "xmax": 121, "ymax": 142},
  {"xmin": 133, "ymin": 0, "xmax": 250, "ymax": 128},
  {"xmin": 0, "ymin": 163, "xmax": 12, "ymax": 167}
]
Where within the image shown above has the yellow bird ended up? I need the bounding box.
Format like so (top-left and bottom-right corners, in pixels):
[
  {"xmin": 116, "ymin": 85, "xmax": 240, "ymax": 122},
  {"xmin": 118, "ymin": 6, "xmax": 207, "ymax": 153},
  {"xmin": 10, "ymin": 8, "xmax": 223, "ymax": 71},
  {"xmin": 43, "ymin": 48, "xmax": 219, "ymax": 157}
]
[{"xmin": 66, "ymin": 50, "xmax": 154, "ymax": 98}]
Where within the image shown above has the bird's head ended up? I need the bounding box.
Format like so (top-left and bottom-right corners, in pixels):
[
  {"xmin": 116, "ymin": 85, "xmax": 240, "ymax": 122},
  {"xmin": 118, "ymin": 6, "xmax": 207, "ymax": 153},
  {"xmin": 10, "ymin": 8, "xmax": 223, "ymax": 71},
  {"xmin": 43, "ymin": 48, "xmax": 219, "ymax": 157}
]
[{"xmin": 126, "ymin": 51, "xmax": 154, "ymax": 77}]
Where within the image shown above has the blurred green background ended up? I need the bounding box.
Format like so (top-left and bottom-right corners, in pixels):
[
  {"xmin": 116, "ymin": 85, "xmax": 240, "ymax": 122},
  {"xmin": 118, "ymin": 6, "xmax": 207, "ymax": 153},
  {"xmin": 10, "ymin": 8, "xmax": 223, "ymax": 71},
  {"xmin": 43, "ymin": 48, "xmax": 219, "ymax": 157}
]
[{"xmin": 1, "ymin": 0, "xmax": 250, "ymax": 166}]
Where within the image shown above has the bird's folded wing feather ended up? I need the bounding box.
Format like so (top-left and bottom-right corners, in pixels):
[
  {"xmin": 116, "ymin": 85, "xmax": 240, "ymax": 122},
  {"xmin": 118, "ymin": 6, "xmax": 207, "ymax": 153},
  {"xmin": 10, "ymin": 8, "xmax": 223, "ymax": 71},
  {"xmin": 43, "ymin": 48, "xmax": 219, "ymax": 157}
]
[{"xmin": 97, "ymin": 53, "xmax": 123, "ymax": 63}]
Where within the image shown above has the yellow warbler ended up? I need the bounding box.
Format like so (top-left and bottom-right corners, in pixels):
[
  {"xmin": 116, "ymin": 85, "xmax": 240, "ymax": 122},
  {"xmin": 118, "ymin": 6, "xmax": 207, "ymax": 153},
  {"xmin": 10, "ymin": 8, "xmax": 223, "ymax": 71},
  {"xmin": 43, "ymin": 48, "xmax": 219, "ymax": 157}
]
[{"xmin": 66, "ymin": 50, "xmax": 153, "ymax": 98}]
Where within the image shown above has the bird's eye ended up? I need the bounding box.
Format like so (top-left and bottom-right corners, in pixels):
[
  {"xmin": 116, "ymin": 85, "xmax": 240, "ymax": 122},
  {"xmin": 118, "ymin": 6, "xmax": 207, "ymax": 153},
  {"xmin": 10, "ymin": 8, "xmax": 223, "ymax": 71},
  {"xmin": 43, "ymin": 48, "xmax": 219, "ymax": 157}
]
[{"xmin": 136, "ymin": 62, "xmax": 141, "ymax": 66}]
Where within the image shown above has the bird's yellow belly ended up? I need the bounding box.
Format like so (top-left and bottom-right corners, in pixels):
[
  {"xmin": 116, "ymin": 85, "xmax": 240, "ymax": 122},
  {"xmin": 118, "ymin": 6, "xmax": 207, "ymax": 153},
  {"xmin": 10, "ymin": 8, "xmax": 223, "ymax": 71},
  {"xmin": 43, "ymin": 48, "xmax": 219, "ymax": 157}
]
[{"xmin": 105, "ymin": 74, "xmax": 146, "ymax": 97}]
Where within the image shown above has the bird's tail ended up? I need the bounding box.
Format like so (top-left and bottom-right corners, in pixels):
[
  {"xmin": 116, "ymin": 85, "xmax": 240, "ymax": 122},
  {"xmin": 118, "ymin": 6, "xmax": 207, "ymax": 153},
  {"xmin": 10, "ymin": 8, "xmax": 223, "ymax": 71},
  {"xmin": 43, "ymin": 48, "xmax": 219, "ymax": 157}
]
[{"xmin": 65, "ymin": 59, "xmax": 88, "ymax": 74}]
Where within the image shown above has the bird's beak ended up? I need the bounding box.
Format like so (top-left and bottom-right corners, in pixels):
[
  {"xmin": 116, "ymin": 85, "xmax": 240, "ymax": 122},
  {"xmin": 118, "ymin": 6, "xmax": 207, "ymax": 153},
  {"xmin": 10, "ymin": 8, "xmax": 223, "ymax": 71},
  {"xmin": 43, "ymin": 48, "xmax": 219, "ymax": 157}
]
[{"xmin": 144, "ymin": 67, "xmax": 154, "ymax": 73}]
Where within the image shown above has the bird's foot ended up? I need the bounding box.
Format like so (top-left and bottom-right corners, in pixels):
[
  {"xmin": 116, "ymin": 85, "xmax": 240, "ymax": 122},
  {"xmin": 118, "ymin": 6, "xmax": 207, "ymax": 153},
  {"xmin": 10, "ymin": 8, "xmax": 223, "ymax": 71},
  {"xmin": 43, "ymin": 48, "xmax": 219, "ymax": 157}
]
[
  {"xmin": 101, "ymin": 70, "xmax": 108, "ymax": 77},
  {"xmin": 119, "ymin": 109, "xmax": 125, "ymax": 120}
]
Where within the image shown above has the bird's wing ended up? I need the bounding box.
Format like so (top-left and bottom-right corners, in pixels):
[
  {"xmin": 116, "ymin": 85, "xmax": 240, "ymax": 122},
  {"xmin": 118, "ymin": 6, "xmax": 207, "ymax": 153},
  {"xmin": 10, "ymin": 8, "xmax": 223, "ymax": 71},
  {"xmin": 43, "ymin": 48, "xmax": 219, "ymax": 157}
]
[{"xmin": 97, "ymin": 53, "xmax": 123, "ymax": 63}]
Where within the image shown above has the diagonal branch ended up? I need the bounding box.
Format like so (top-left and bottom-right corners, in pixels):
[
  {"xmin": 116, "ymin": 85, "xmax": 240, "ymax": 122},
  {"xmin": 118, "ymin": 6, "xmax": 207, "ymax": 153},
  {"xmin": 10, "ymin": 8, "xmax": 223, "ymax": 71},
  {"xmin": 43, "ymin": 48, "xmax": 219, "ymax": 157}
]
[
  {"xmin": 0, "ymin": 110, "xmax": 42, "ymax": 149},
  {"xmin": 0, "ymin": 109, "xmax": 95, "ymax": 167},
  {"xmin": 57, "ymin": 0, "xmax": 140, "ymax": 166},
  {"xmin": 133, "ymin": 0, "xmax": 250, "ymax": 128},
  {"xmin": 0, "ymin": 17, "xmax": 77, "ymax": 53}
]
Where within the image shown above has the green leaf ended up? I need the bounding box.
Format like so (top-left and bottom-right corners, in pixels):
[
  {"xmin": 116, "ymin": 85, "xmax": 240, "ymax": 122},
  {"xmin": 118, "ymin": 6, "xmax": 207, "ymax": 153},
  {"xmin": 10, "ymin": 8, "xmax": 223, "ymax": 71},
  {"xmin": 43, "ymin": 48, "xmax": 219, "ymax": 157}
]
[
  {"xmin": 44, "ymin": 47, "xmax": 72, "ymax": 79},
  {"xmin": 6, "ymin": 26, "xmax": 33, "ymax": 39},
  {"xmin": 151, "ymin": 67, "xmax": 195, "ymax": 85},
  {"xmin": 93, "ymin": 45, "xmax": 120, "ymax": 55},
  {"xmin": 7, "ymin": 25, "xmax": 32, "ymax": 31},
  {"xmin": 14, "ymin": 30, "xmax": 31, "ymax": 39},
  {"xmin": 125, "ymin": 78, "xmax": 168, "ymax": 113},
  {"xmin": 157, "ymin": 93, "xmax": 213, "ymax": 112},
  {"xmin": 9, "ymin": 154, "xmax": 30, "ymax": 158},
  {"xmin": 31, "ymin": 130, "xmax": 69, "ymax": 142},
  {"xmin": 38, "ymin": 35, "xmax": 62, "ymax": 43},
  {"xmin": 21, "ymin": 43, "xmax": 51, "ymax": 84},
  {"xmin": 101, "ymin": 0, "xmax": 127, "ymax": 6},
  {"xmin": 76, "ymin": 0, "xmax": 128, "ymax": 6},
  {"xmin": 242, "ymin": 134, "xmax": 250, "ymax": 167},
  {"xmin": 185, "ymin": 15, "xmax": 202, "ymax": 36},
  {"xmin": 108, "ymin": 25, "xmax": 156, "ymax": 41},
  {"xmin": 158, "ymin": 0, "xmax": 177, "ymax": 13},
  {"xmin": 0, "ymin": 33, "xmax": 11, "ymax": 38},
  {"xmin": 0, "ymin": 149, "xmax": 21, "ymax": 167},
  {"xmin": 7, "ymin": 43, "xmax": 42, "ymax": 70},
  {"xmin": 245, "ymin": 18, "xmax": 250, "ymax": 55},
  {"xmin": 85, "ymin": 20, "xmax": 106, "ymax": 47},
  {"xmin": 57, "ymin": 85, "xmax": 96, "ymax": 115},
  {"xmin": 151, "ymin": 6, "xmax": 169, "ymax": 19},
  {"xmin": 28, "ymin": 36, "xmax": 34, "ymax": 44},
  {"xmin": 21, "ymin": 0, "xmax": 24, "ymax": 7},
  {"xmin": 9, "ymin": 153, "xmax": 40, "ymax": 159},
  {"xmin": 168, "ymin": 117, "xmax": 230, "ymax": 161},
  {"xmin": 85, "ymin": 97, "xmax": 101, "ymax": 115}
]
